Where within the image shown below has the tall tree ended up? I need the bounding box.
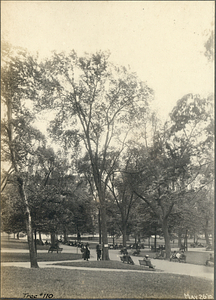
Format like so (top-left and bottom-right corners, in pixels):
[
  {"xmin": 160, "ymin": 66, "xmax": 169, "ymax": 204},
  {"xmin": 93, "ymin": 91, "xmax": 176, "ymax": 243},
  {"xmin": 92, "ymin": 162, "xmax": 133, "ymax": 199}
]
[
  {"xmin": 42, "ymin": 51, "xmax": 153, "ymax": 259},
  {"xmin": 128, "ymin": 93, "xmax": 213, "ymax": 258},
  {"xmin": 1, "ymin": 44, "xmax": 46, "ymax": 267},
  {"xmin": 106, "ymin": 154, "xmax": 138, "ymax": 247},
  {"xmin": 130, "ymin": 139, "xmax": 190, "ymax": 258}
]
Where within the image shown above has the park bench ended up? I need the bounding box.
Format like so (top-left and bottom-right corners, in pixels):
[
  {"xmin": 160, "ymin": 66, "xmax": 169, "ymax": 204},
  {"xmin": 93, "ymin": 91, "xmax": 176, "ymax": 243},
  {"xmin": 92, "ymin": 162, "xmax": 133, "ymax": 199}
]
[
  {"xmin": 48, "ymin": 246, "xmax": 63, "ymax": 253},
  {"xmin": 120, "ymin": 255, "xmax": 134, "ymax": 265},
  {"xmin": 132, "ymin": 249, "xmax": 140, "ymax": 255},
  {"xmin": 206, "ymin": 260, "xmax": 214, "ymax": 267},
  {"xmin": 139, "ymin": 260, "xmax": 155, "ymax": 270},
  {"xmin": 170, "ymin": 252, "xmax": 186, "ymax": 263}
]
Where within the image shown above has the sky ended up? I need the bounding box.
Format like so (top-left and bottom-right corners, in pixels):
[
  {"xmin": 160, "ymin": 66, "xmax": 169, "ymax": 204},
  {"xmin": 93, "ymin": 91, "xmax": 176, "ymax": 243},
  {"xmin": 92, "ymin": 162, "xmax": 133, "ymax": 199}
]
[{"xmin": 1, "ymin": 1, "xmax": 214, "ymax": 121}]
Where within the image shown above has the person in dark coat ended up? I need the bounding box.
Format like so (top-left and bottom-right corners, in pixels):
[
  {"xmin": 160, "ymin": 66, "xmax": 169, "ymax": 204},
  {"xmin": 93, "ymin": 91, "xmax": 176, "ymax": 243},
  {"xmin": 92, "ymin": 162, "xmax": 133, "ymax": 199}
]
[{"xmin": 84, "ymin": 244, "xmax": 90, "ymax": 261}]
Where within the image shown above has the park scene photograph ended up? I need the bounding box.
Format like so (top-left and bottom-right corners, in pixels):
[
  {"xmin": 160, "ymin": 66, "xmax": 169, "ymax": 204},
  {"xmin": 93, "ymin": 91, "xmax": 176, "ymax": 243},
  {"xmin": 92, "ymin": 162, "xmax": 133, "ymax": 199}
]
[{"xmin": 1, "ymin": 1, "xmax": 214, "ymax": 299}]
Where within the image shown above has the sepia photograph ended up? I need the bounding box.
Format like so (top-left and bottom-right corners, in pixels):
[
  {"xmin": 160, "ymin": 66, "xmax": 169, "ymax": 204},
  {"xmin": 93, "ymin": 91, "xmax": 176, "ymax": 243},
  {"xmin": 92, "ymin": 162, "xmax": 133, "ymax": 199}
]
[{"xmin": 1, "ymin": 1, "xmax": 214, "ymax": 299}]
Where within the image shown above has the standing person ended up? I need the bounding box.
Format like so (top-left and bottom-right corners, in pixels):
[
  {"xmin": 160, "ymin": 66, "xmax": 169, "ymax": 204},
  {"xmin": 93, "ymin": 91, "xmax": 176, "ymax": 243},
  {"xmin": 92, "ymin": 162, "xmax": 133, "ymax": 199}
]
[
  {"xmin": 84, "ymin": 244, "xmax": 90, "ymax": 261},
  {"xmin": 96, "ymin": 244, "xmax": 101, "ymax": 260}
]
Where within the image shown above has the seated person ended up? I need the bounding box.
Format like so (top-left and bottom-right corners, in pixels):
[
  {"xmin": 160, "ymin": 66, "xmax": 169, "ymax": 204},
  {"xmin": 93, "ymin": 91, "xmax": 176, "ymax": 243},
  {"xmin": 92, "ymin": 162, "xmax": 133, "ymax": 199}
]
[
  {"xmin": 143, "ymin": 255, "xmax": 154, "ymax": 268},
  {"xmin": 170, "ymin": 251, "xmax": 178, "ymax": 260},
  {"xmin": 121, "ymin": 247, "xmax": 128, "ymax": 255},
  {"xmin": 155, "ymin": 249, "xmax": 164, "ymax": 259},
  {"xmin": 206, "ymin": 254, "xmax": 214, "ymax": 266},
  {"xmin": 122, "ymin": 253, "xmax": 134, "ymax": 264}
]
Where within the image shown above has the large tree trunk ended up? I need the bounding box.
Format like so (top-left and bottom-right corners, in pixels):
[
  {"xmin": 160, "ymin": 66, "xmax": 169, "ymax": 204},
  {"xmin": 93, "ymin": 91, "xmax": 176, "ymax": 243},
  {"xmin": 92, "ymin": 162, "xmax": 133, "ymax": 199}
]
[
  {"xmin": 178, "ymin": 231, "xmax": 182, "ymax": 248},
  {"xmin": 194, "ymin": 232, "xmax": 197, "ymax": 243},
  {"xmin": 7, "ymin": 97, "xmax": 38, "ymax": 268},
  {"xmin": 18, "ymin": 177, "xmax": 38, "ymax": 268},
  {"xmin": 77, "ymin": 231, "xmax": 81, "ymax": 241},
  {"xmin": 100, "ymin": 198, "xmax": 109, "ymax": 260},
  {"xmin": 7, "ymin": 93, "xmax": 38, "ymax": 268},
  {"xmin": 154, "ymin": 233, "xmax": 157, "ymax": 252},
  {"xmin": 51, "ymin": 232, "xmax": 56, "ymax": 247},
  {"xmin": 184, "ymin": 229, "xmax": 188, "ymax": 251},
  {"xmin": 211, "ymin": 231, "xmax": 214, "ymax": 248},
  {"xmin": 122, "ymin": 223, "xmax": 127, "ymax": 247},
  {"xmin": 138, "ymin": 233, "xmax": 141, "ymax": 243},
  {"xmin": 98, "ymin": 209, "xmax": 102, "ymax": 244},
  {"xmin": 204, "ymin": 220, "xmax": 210, "ymax": 245},
  {"xmin": 91, "ymin": 158, "xmax": 109, "ymax": 260},
  {"xmin": 63, "ymin": 228, "xmax": 68, "ymax": 243},
  {"xmin": 162, "ymin": 218, "xmax": 171, "ymax": 259},
  {"xmin": 39, "ymin": 231, "xmax": 43, "ymax": 244},
  {"xmin": 34, "ymin": 230, "xmax": 37, "ymax": 255}
]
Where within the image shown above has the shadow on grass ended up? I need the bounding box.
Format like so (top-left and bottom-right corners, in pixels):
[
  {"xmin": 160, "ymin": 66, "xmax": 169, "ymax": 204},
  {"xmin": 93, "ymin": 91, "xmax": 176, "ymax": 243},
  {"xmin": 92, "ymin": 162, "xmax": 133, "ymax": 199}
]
[
  {"xmin": 1, "ymin": 252, "xmax": 82, "ymax": 262},
  {"xmin": 52, "ymin": 260, "xmax": 158, "ymax": 271}
]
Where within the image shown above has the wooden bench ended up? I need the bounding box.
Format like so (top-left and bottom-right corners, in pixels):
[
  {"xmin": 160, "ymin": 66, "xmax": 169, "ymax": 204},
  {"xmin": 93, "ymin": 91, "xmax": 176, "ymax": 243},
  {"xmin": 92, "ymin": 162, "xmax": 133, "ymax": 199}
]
[
  {"xmin": 120, "ymin": 255, "xmax": 134, "ymax": 265},
  {"xmin": 170, "ymin": 253, "xmax": 186, "ymax": 263},
  {"xmin": 139, "ymin": 260, "xmax": 148, "ymax": 266},
  {"xmin": 132, "ymin": 249, "xmax": 140, "ymax": 255},
  {"xmin": 48, "ymin": 246, "xmax": 63, "ymax": 253},
  {"xmin": 139, "ymin": 260, "xmax": 155, "ymax": 270},
  {"xmin": 120, "ymin": 256, "xmax": 126, "ymax": 262}
]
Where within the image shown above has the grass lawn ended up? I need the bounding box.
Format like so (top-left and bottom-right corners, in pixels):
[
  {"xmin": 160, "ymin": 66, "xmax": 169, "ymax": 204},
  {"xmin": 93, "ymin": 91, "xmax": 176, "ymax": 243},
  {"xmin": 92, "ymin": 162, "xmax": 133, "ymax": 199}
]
[
  {"xmin": 52, "ymin": 260, "xmax": 158, "ymax": 271},
  {"xmin": 1, "ymin": 239, "xmax": 50, "ymax": 250},
  {"xmin": 1, "ymin": 252, "xmax": 82, "ymax": 262},
  {"xmin": 1, "ymin": 266, "xmax": 213, "ymax": 299}
]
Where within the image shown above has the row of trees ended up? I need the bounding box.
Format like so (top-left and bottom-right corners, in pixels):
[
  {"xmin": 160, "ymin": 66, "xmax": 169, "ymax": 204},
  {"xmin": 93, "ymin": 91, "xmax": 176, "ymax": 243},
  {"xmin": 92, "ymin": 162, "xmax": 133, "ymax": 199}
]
[{"xmin": 1, "ymin": 42, "xmax": 213, "ymax": 267}]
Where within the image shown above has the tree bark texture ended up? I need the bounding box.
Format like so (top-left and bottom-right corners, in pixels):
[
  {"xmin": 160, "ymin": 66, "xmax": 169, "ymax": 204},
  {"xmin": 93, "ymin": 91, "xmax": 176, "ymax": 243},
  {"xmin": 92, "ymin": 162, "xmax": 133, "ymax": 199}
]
[
  {"xmin": 162, "ymin": 219, "xmax": 171, "ymax": 259},
  {"xmin": 18, "ymin": 178, "xmax": 38, "ymax": 268},
  {"xmin": 6, "ymin": 96, "xmax": 38, "ymax": 267},
  {"xmin": 39, "ymin": 232, "xmax": 43, "ymax": 244},
  {"xmin": 34, "ymin": 230, "xmax": 37, "ymax": 254},
  {"xmin": 178, "ymin": 232, "xmax": 182, "ymax": 248},
  {"xmin": 122, "ymin": 224, "xmax": 127, "ymax": 247},
  {"xmin": 204, "ymin": 220, "xmax": 210, "ymax": 245},
  {"xmin": 51, "ymin": 232, "xmax": 56, "ymax": 247},
  {"xmin": 63, "ymin": 229, "xmax": 68, "ymax": 243},
  {"xmin": 184, "ymin": 229, "xmax": 188, "ymax": 251},
  {"xmin": 154, "ymin": 233, "xmax": 157, "ymax": 251},
  {"xmin": 99, "ymin": 196, "xmax": 109, "ymax": 260},
  {"xmin": 98, "ymin": 209, "xmax": 102, "ymax": 245}
]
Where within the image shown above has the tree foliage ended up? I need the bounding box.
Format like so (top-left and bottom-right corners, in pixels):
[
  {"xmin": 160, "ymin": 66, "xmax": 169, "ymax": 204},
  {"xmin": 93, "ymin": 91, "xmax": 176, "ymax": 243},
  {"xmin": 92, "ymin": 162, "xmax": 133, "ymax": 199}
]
[
  {"xmin": 127, "ymin": 93, "xmax": 213, "ymax": 258},
  {"xmin": 40, "ymin": 51, "xmax": 153, "ymax": 259},
  {"xmin": 1, "ymin": 44, "xmax": 213, "ymax": 264},
  {"xmin": 1, "ymin": 43, "xmax": 48, "ymax": 267}
]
